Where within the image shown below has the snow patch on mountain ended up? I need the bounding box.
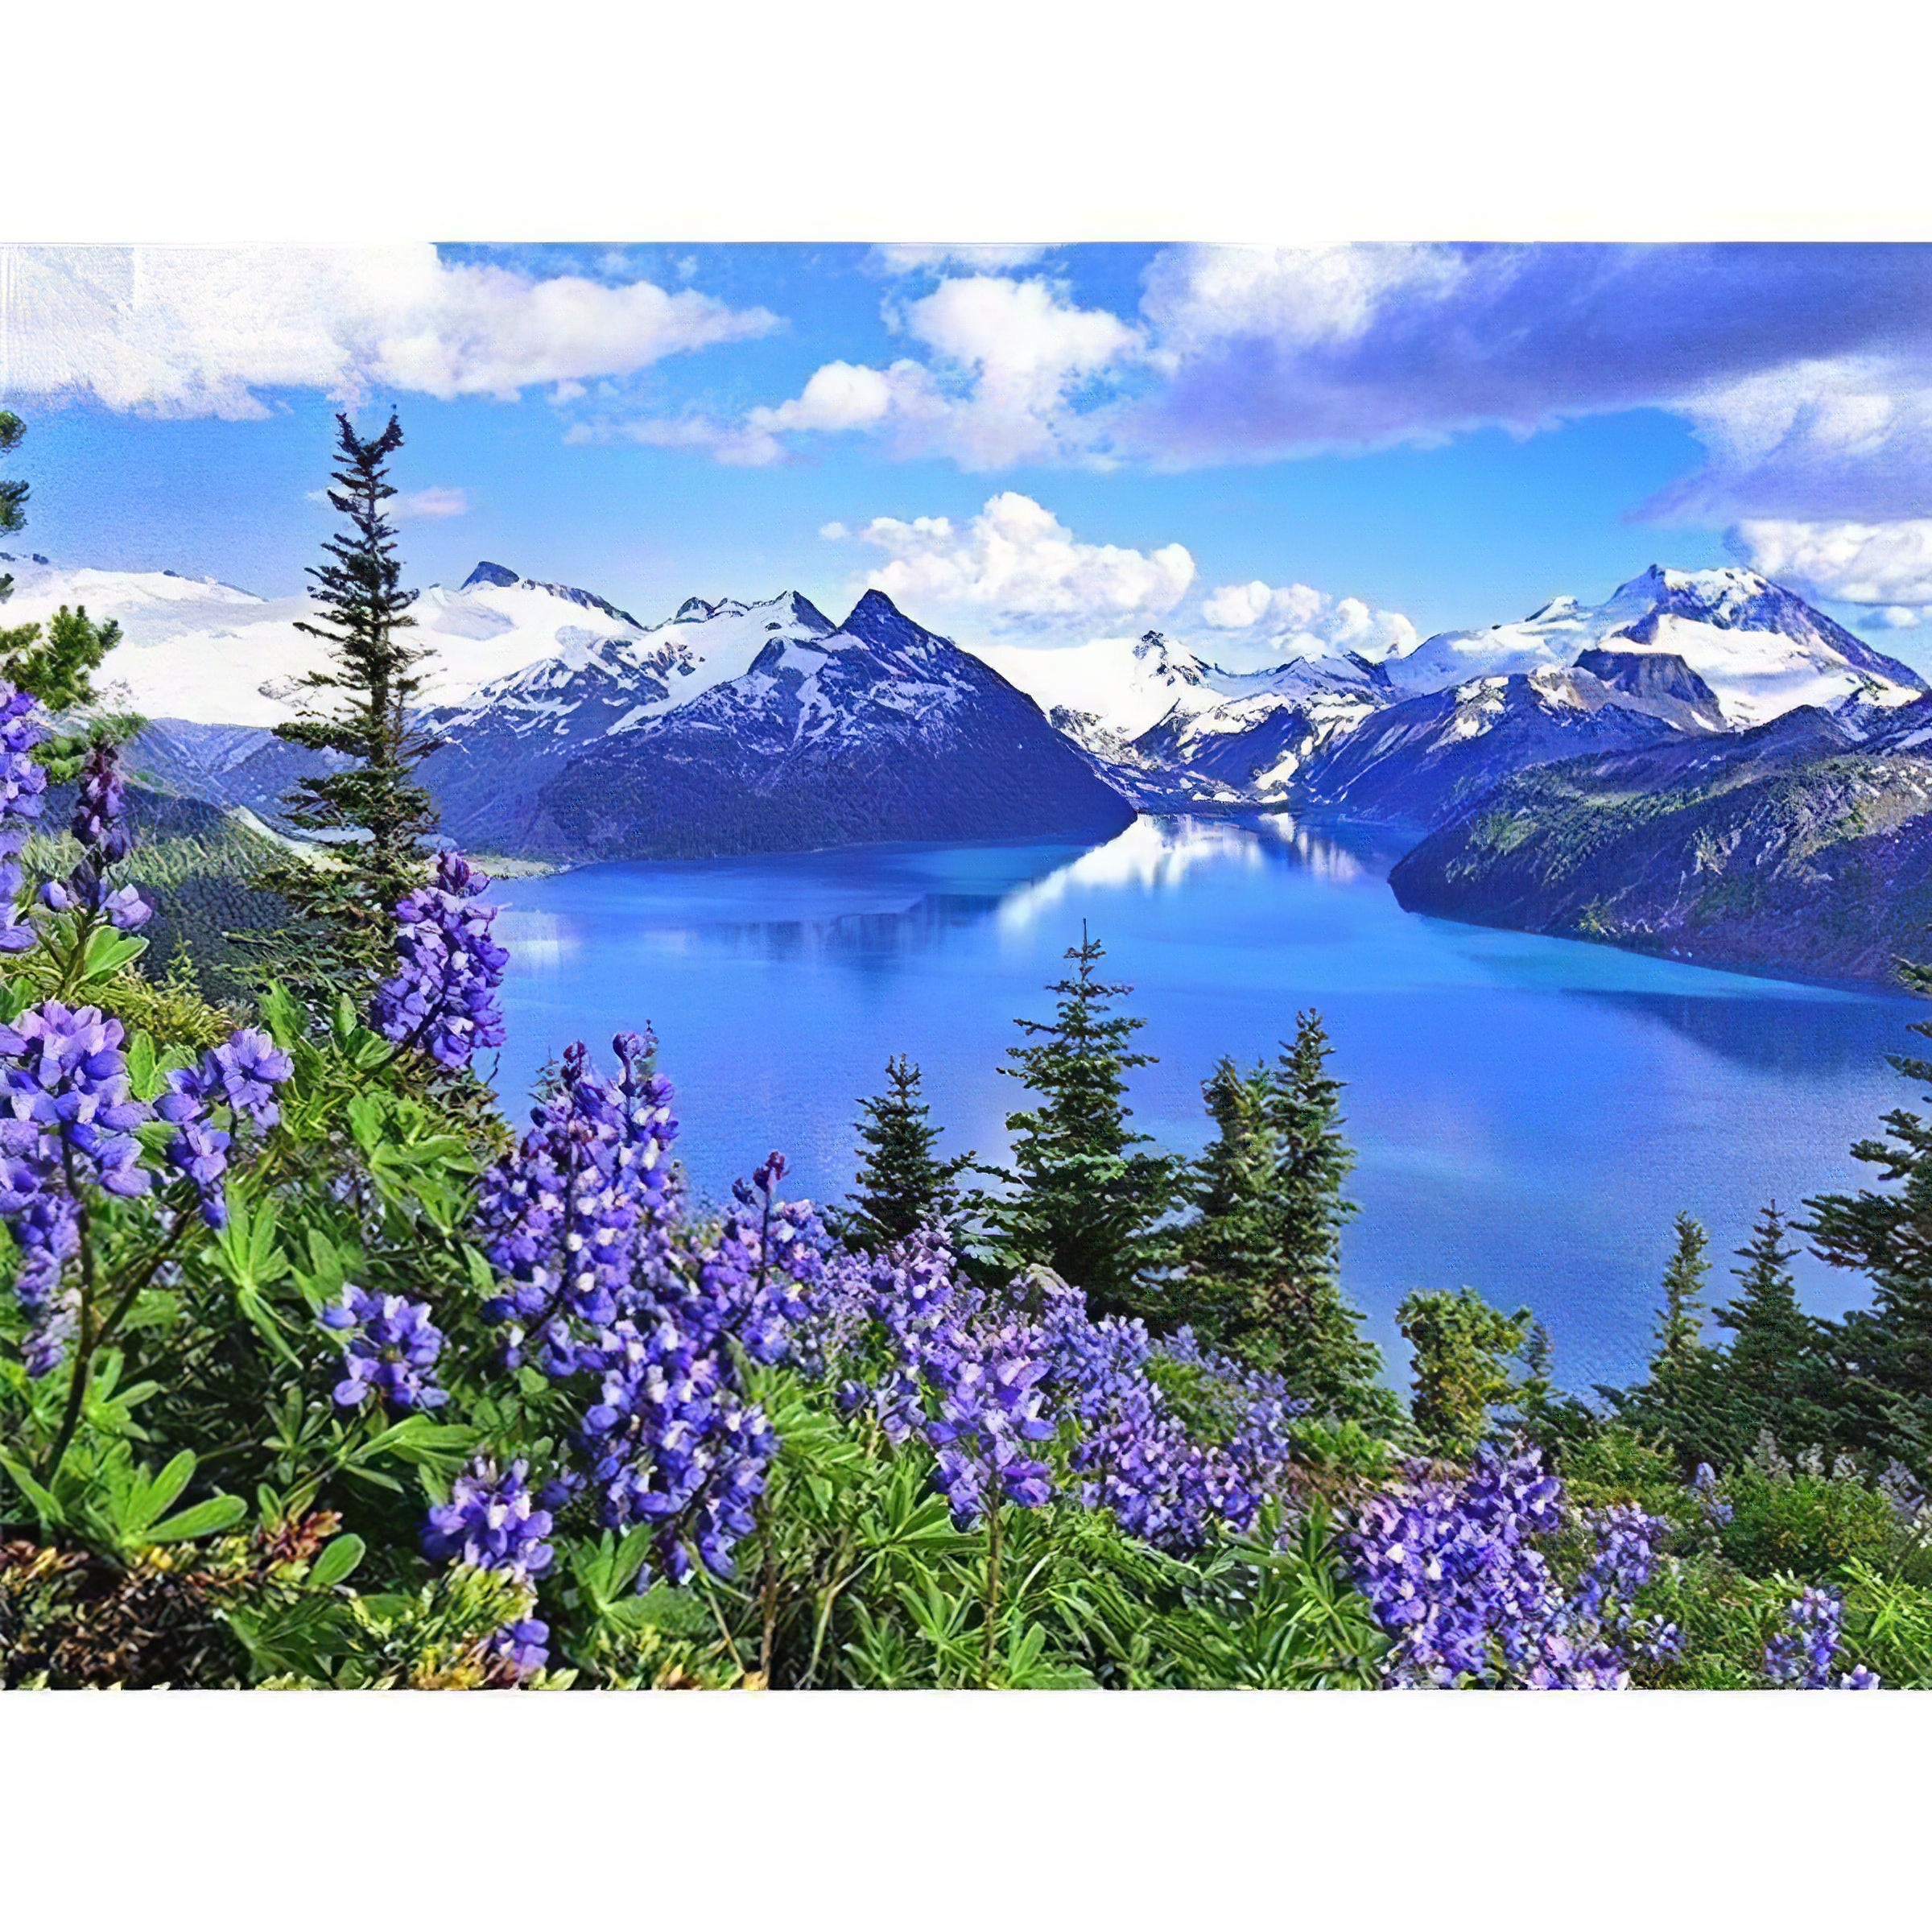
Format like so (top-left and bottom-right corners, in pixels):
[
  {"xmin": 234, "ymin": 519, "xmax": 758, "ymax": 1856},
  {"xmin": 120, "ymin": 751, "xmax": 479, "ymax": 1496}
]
[{"xmin": 1384, "ymin": 565, "xmax": 1925, "ymax": 727}]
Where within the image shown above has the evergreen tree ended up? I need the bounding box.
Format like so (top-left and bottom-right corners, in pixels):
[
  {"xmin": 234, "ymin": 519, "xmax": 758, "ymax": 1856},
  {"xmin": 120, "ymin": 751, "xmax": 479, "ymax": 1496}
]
[
  {"xmin": 836, "ymin": 1055, "xmax": 972, "ymax": 1251},
  {"xmin": 1508, "ymin": 1319, "xmax": 1600, "ymax": 1459},
  {"xmin": 1711, "ymin": 1202, "xmax": 1839, "ymax": 1462},
  {"xmin": 1604, "ymin": 1211, "xmax": 1732, "ymax": 1468},
  {"xmin": 1806, "ymin": 972, "xmax": 1932, "ymax": 1466},
  {"xmin": 1398, "ymin": 1286, "xmax": 1531, "ymax": 1462},
  {"xmin": 985, "ymin": 926, "xmax": 1183, "ymax": 1321},
  {"xmin": 257, "ymin": 411, "xmax": 439, "ymax": 989},
  {"xmin": 1170, "ymin": 1054, "xmax": 1278, "ymax": 1332},
  {"xmin": 1656, "ymin": 1212, "xmax": 1711, "ymax": 1364},
  {"xmin": 1249, "ymin": 1012, "xmax": 1390, "ymax": 1417}
]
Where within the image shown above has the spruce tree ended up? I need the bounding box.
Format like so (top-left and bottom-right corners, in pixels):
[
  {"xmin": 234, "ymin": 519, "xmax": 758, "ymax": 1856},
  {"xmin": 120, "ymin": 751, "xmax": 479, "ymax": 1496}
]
[
  {"xmin": 836, "ymin": 1055, "xmax": 972, "ymax": 1251},
  {"xmin": 986, "ymin": 926, "xmax": 1183, "ymax": 1321},
  {"xmin": 1250, "ymin": 1011, "xmax": 1389, "ymax": 1416},
  {"xmin": 1398, "ymin": 1286, "xmax": 1531, "ymax": 1463},
  {"xmin": 1656, "ymin": 1212, "xmax": 1711, "ymax": 1364},
  {"xmin": 1604, "ymin": 1211, "xmax": 1732, "ymax": 1468},
  {"xmin": 258, "ymin": 411, "xmax": 440, "ymax": 988},
  {"xmin": 1711, "ymin": 1202, "xmax": 1837, "ymax": 1461},
  {"xmin": 1170, "ymin": 1055, "xmax": 1278, "ymax": 1333}
]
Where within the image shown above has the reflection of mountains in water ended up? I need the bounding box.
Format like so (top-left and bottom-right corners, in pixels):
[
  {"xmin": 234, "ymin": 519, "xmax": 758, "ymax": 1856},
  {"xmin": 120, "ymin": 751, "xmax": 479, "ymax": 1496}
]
[
  {"xmin": 551, "ymin": 815, "xmax": 1378, "ymax": 968},
  {"xmin": 1569, "ymin": 985, "xmax": 1922, "ymax": 1080}
]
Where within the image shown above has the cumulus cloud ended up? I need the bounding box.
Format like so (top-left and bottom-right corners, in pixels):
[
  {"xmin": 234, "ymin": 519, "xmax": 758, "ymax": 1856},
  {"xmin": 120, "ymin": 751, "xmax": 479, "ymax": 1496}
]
[
  {"xmin": 390, "ymin": 486, "xmax": 469, "ymax": 522},
  {"xmin": 705, "ymin": 274, "xmax": 1142, "ymax": 469},
  {"xmin": 828, "ymin": 491, "xmax": 1194, "ymax": 633},
  {"xmin": 1732, "ymin": 516, "xmax": 1932, "ymax": 609},
  {"xmin": 873, "ymin": 246, "xmax": 1051, "ymax": 275},
  {"xmin": 1201, "ymin": 576, "xmax": 1416, "ymax": 662},
  {"xmin": 0, "ymin": 246, "xmax": 778, "ymax": 417}
]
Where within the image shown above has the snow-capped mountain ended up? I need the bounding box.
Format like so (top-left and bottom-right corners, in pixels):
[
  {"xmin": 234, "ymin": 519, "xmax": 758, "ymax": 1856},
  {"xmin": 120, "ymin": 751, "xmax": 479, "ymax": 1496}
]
[
  {"xmin": 972, "ymin": 629, "xmax": 1389, "ymax": 802},
  {"xmin": 1298, "ymin": 662, "xmax": 1707, "ymax": 828},
  {"xmin": 1383, "ymin": 566, "xmax": 1925, "ymax": 726},
  {"xmin": 434, "ymin": 588, "xmax": 1133, "ymax": 861},
  {"xmin": 0, "ymin": 554, "xmax": 650, "ymax": 727}
]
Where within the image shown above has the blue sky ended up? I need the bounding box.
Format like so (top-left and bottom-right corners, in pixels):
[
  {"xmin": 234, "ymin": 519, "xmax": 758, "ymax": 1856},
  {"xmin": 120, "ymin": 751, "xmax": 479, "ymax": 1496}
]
[{"xmin": 8, "ymin": 243, "xmax": 1932, "ymax": 668}]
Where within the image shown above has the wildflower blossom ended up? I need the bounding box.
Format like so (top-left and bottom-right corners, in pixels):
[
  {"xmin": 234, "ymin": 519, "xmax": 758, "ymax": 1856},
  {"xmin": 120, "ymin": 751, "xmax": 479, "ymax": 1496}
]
[
  {"xmin": 374, "ymin": 848, "xmax": 509, "ymax": 1070},
  {"xmin": 423, "ymin": 1458, "xmax": 555, "ymax": 1580},
  {"xmin": 1764, "ymin": 1586, "xmax": 1869, "ymax": 1689},
  {"xmin": 320, "ymin": 1286, "xmax": 448, "ymax": 1412}
]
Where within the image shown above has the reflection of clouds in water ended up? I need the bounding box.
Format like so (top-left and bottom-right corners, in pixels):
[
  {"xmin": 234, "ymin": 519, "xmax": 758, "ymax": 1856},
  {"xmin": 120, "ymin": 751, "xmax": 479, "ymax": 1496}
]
[
  {"xmin": 997, "ymin": 817, "xmax": 1262, "ymax": 931},
  {"xmin": 495, "ymin": 910, "xmax": 579, "ymax": 972},
  {"xmin": 1255, "ymin": 812, "xmax": 1365, "ymax": 886},
  {"xmin": 997, "ymin": 812, "xmax": 1368, "ymax": 931}
]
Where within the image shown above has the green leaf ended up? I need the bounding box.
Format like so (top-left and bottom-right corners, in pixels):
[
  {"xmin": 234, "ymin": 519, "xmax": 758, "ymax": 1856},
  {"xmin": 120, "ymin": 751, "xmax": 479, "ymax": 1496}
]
[
  {"xmin": 78, "ymin": 924, "xmax": 147, "ymax": 983},
  {"xmin": 130, "ymin": 1449, "xmax": 196, "ymax": 1530},
  {"xmin": 124, "ymin": 1029, "xmax": 163, "ymax": 1101},
  {"xmin": 145, "ymin": 1492, "xmax": 246, "ymax": 1543},
  {"xmin": 259, "ymin": 981, "xmax": 307, "ymax": 1052},
  {"xmin": 308, "ymin": 1533, "xmax": 366, "ymax": 1590},
  {"xmin": 0, "ymin": 1446, "xmax": 64, "ymax": 1530}
]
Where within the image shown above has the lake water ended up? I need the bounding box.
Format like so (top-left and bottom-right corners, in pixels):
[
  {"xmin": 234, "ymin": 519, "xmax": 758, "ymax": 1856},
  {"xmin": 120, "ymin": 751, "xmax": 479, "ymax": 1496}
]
[{"xmin": 489, "ymin": 813, "xmax": 1924, "ymax": 1393}]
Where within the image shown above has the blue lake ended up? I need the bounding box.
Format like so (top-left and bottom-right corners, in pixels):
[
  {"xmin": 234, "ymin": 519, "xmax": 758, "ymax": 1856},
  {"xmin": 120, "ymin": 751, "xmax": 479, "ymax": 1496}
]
[{"xmin": 489, "ymin": 813, "xmax": 1923, "ymax": 1393}]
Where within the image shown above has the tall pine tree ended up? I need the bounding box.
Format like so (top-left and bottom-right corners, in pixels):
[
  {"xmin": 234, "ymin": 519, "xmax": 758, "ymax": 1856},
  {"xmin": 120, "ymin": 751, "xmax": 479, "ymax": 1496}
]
[
  {"xmin": 986, "ymin": 927, "xmax": 1183, "ymax": 1321},
  {"xmin": 836, "ymin": 1055, "xmax": 972, "ymax": 1251},
  {"xmin": 1398, "ymin": 1286, "xmax": 1531, "ymax": 1463},
  {"xmin": 258, "ymin": 411, "xmax": 440, "ymax": 988},
  {"xmin": 1711, "ymin": 1201, "xmax": 1838, "ymax": 1461},
  {"xmin": 1605, "ymin": 1212, "xmax": 1732, "ymax": 1468},
  {"xmin": 1251, "ymin": 1011, "xmax": 1389, "ymax": 1416},
  {"xmin": 1170, "ymin": 1054, "xmax": 1278, "ymax": 1332}
]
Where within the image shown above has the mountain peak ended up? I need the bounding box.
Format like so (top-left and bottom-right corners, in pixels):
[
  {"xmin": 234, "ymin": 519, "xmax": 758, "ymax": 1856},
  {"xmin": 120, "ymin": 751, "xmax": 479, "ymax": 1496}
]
[
  {"xmin": 462, "ymin": 561, "xmax": 521, "ymax": 591},
  {"xmin": 840, "ymin": 587, "xmax": 943, "ymax": 653}
]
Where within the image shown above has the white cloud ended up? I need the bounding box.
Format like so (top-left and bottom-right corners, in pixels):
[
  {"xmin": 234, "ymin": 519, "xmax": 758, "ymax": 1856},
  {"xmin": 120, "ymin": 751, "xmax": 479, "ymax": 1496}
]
[
  {"xmin": 0, "ymin": 246, "xmax": 778, "ymax": 417},
  {"xmin": 712, "ymin": 274, "xmax": 1143, "ymax": 470},
  {"xmin": 1201, "ymin": 576, "xmax": 1416, "ymax": 663},
  {"xmin": 390, "ymin": 486, "xmax": 469, "ymax": 522},
  {"xmin": 873, "ymin": 246, "xmax": 1051, "ymax": 275},
  {"xmin": 1732, "ymin": 515, "xmax": 1932, "ymax": 607},
  {"xmin": 829, "ymin": 491, "xmax": 1195, "ymax": 633}
]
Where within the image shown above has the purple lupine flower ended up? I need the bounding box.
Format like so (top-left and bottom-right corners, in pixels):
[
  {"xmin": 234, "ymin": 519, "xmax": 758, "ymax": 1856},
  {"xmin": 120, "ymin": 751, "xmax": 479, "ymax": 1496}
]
[
  {"xmin": 47, "ymin": 743, "xmax": 153, "ymax": 932},
  {"xmin": 1690, "ymin": 1461, "xmax": 1734, "ymax": 1530},
  {"xmin": 487, "ymin": 1618, "xmax": 551, "ymax": 1682},
  {"xmin": 478, "ymin": 1036, "xmax": 824, "ymax": 1587},
  {"xmin": 0, "ymin": 1001, "xmax": 153, "ymax": 1373},
  {"xmin": 373, "ymin": 848, "xmax": 510, "ymax": 1071},
  {"xmin": 0, "ymin": 858, "xmax": 36, "ymax": 953},
  {"xmin": 1765, "ymin": 1587, "xmax": 1860, "ymax": 1689},
  {"xmin": 1841, "ymin": 1664, "xmax": 1881, "ymax": 1689},
  {"xmin": 1349, "ymin": 1444, "xmax": 1656, "ymax": 1690},
  {"xmin": 0, "ymin": 684, "xmax": 49, "ymax": 852},
  {"xmin": 320, "ymin": 1286, "xmax": 448, "ymax": 1412},
  {"xmin": 423, "ymin": 1457, "xmax": 555, "ymax": 1580}
]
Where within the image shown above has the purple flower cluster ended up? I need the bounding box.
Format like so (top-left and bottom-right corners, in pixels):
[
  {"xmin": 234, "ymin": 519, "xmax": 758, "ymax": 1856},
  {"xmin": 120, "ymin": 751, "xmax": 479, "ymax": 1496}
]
[
  {"xmin": 320, "ymin": 1286, "xmax": 448, "ymax": 1412},
  {"xmin": 155, "ymin": 1027, "xmax": 293, "ymax": 1228},
  {"xmin": 480, "ymin": 1032, "xmax": 680, "ymax": 1349},
  {"xmin": 1690, "ymin": 1461, "xmax": 1734, "ymax": 1530},
  {"xmin": 487, "ymin": 1618, "xmax": 551, "ymax": 1682},
  {"xmin": 42, "ymin": 742, "xmax": 151, "ymax": 934},
  {"xmin": 423, "ymin": 1457, "xmax": 555, "ymax": 1580},
  {"xmin": 1764, "ymin": 1586, "xmax": 1877, "ymax": 1689},
  {"xmin": 1350, "ymin": 1445, "xmax": 1670, "ymax": 1689},
  {"xmin": 374, "ymin": 849, "xmax": 508, "ymax": 1070},
  {"xmin": 576, "ymin": 1166, "xmax": 828, "ymax": 1580},
  {"xmin": 816, "ymin": 1239, "xmax": 1305, "ymax": 1546},
  {"xmin": 0, "ymin": 1001, "xmax": 151, "ymax": 1374},
  {"xmin": 0, "ymin": 683, "xmax": 48, "ymax": 953},
  {"xmin": 479, "ymin": 1042, "xmax": 826, "ymax": 1584}
]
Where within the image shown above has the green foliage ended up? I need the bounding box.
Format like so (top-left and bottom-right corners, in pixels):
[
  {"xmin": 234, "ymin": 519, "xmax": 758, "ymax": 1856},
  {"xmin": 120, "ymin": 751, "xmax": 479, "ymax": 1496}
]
[
  {"xmin": 835, "ymin": 1055, "xmax": 973, "ymax": 1251},
  {"xmin": 980, "ymin": 927, "xmax": 1184, "ymax": 1321},
  {"xmin": 1719, "ymin": 1455, "xmax": 1904, "ymax": 1582},
  {"xmin": 1397, "ymin": 1286, "xmax": 1530, "ymax": 1462}
]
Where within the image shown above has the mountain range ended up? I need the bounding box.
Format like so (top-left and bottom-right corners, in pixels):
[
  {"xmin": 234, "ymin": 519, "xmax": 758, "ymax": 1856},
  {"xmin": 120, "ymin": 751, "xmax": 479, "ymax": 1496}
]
[{"xmin": 8, "ymin": 546, "xmax": 1931, "ymax": 976}]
